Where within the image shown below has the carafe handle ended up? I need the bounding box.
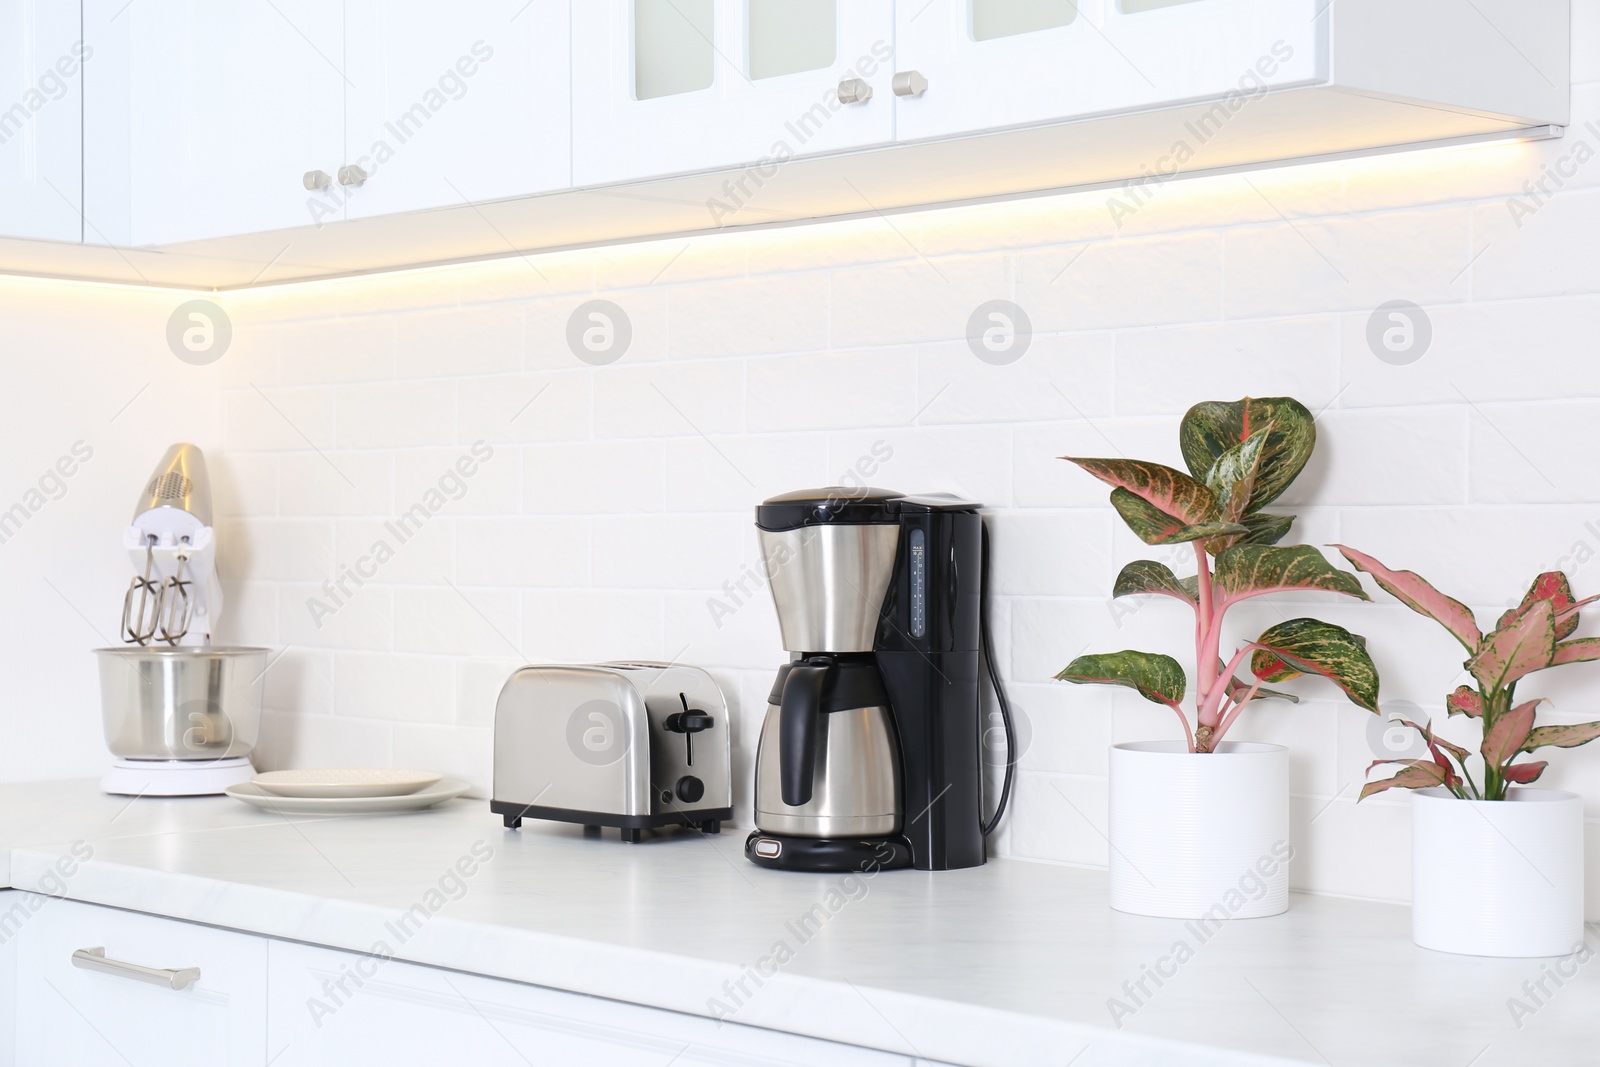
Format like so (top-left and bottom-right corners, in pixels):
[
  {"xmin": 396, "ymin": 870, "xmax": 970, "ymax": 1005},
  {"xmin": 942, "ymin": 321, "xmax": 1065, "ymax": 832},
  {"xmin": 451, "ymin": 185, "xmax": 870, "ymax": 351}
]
[{"xmin": 779, "ymin": 662, "xmax": 828, "ymax": 807}]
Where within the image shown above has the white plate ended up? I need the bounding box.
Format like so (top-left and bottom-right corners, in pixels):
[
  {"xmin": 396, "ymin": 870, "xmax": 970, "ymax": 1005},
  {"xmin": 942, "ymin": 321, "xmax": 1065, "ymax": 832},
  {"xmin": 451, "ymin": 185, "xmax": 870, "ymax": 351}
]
[
  {"xmin": 225, "ymin": 779, "xmax": 470, "ymax": 815},
  {"xmin": 252, "ymin": 768, "xmax": 443, "ymax": 799}
]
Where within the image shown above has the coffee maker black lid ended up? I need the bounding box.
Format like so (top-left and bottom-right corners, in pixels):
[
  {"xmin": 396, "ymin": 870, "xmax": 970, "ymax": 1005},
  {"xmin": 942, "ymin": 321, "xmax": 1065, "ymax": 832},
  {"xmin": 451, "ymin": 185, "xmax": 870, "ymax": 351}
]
[{"xmin": 756, "ymin": 487, "xmax": 981, "ymax": 531}]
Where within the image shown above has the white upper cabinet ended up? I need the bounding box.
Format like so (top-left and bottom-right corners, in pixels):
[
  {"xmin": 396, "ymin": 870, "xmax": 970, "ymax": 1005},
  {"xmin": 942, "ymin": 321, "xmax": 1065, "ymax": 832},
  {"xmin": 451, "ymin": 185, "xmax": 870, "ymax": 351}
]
[
  {"xmin": 572, "ymin": 0, "xmax": 896, "ymax": 187},
  {"xmin": 0, "ymin": 0, "xmax": 84, "ymax": 242},
  {"xmin": 894, "ymin": 0, "xmax": 1325, "ymax": 142},
  {"xmin": 103, "ymin": 0, "xmax": 345, "ymax": 247},
  {"xmin": 341, "ymin": 0, "xmax": 570, "ymax": 221}
]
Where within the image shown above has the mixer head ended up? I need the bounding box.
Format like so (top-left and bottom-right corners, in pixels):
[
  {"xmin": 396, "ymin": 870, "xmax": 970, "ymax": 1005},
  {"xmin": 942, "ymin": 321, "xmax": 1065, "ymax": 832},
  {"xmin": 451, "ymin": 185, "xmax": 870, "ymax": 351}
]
[{"xmin": 120, "ymin": 444, "xmax": 221, "ymax": 647}]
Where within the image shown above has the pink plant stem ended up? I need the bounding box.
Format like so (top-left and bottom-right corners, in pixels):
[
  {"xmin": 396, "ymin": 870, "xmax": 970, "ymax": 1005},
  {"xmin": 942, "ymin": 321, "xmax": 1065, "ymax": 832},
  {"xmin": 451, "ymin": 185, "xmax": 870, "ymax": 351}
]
[
  {"xmin": 1162, "ymin": 697, "xmax": 1197, "ymax": 753},
  {"xmin": 1194, "ymin": 543, "xmax": 1216, "ymax": 695},
  {"xmin": 1211, "ymin": 679, "xmax": 1264, "ymax": 747},
  {"xmin": 1201, "ymin": 643, "xmax": 1255, "ymax": 729}
]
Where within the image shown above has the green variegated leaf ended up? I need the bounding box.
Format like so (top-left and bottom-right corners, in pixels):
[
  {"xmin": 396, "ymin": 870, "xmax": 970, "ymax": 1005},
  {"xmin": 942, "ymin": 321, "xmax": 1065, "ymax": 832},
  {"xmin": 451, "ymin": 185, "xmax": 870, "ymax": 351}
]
[
  {"xmin": 1468, "ymin": 600, "xmax": 1556, "ymax": 694},
  {"xmin": 1205, "ymin": 510, "xmax": 1297, "ymax": 556},
  {"xmin": 1523, "ymin": 721, "xmax": 1600, "ymax": 752},
  {"xmin": 1057, "ymin": 651, "xmax": 1186, "ymax": 707},
  {"xmin": 1250, "ymin": 618, "xmax": 1380, "ymax": 713},
  {"xmin": 1205, "ymin": 428, "xmax": 1271, "ymax": 524},
  {"xmin": 1213, "ymin": 545, "xmax": 1371, "ymax": 607},
  {"xmin": 1446, "ymin": 686, "xmax": 1484, "ymax": 718},
  {"xmin": 1113, "ymin": 560, "xmax": 1198, "ymax": 604},
  {"xmin": 1359, "ymin": 760, "xmax": 1448, "ymax": 800},
  {"xmin": 1226, "ymin": 672, "xmax": 1300, "ymax": 705},
  {"xmin": 1109, "ymin": 488, "xmax": 1246, "ymax": 546},
  {"xmin": 1179, "ymin": 397, "xmax": 1316, "ymax": 514}
]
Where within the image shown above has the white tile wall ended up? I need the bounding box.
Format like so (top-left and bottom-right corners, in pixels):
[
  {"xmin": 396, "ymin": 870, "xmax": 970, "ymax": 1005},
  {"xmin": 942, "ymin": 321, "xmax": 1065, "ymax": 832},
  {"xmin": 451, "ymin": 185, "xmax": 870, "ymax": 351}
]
[{"xmin": 5, "ymin": 12, "xmax": 1599, "ymax": 914}]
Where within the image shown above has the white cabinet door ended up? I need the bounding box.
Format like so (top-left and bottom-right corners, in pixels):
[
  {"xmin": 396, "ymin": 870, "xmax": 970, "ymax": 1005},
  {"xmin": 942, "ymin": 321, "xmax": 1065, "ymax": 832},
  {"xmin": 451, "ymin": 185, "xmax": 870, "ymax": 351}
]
[
  {"xmin": 12, "ymin": 895, "xmax": 267, "ymax": 1067},
  {"xmin": 342, "ymin": 0, "xmax": 570, "ymax": 221},
  {"xmin": 119, "ymin": 0, "xmax": 345, "ymax": 246},
  {"xmin": 0, "ymin": 0, "xmax": 83, "ymax": 242},
  {"xmin": 267, "ymin": 940, "xmax": 911, "ymax": 1066},
  {"xmin": 895, "ymin": 0, "xmax": 1327, "ymax": 142},
  {"xmin": 572, "ymin": 0, "xmax": 896, "ymax": 187}
]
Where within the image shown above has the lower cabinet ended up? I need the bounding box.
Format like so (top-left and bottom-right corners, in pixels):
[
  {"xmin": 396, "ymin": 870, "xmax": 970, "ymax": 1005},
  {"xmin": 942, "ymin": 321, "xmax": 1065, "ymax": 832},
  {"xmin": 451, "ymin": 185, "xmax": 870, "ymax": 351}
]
[{"xmin": 0, "ymin": 893, "xmax": 917, "ymax": 1066}]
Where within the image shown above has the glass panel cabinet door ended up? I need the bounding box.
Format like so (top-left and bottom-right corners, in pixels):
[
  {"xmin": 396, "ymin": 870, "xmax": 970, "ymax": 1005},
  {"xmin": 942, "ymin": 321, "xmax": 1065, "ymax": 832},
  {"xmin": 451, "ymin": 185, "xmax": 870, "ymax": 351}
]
[
  {"xmin": 895, "ymin": 0, "xmax": 1326, "ymax": 143},
  {"xmin": 572, "ymin": 0, "xmax": 895, "ymax": 189},
  {"xmin": 0, "ymin": 0, "xmax": 82, "ymax": 242}
]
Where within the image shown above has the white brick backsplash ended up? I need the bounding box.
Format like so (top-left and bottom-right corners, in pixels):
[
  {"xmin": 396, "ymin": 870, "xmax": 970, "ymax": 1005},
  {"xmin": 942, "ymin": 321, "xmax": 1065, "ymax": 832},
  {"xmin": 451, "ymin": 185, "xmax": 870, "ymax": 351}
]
[
  {"xmin": 335, "ymin": 651, "xmax": 455, "ymax": 723},
  {"xmin": 1115, "ymin": 318, "xmax": 1340, "ymax": 416},
  {"xmin": 522, "ymin": 589, "xmax": 664, "ymax": 663},
  {"xmin": 278, "ymin": 317, "xmax": 395, "ymax": 386},
  {"xmin": 746, "ymin": 348, "xmax": 918, "ymax": 431},
  {"xmin": 280, "ymin": 583, "xmax": 392, "ymax": 652},
  {"xmin": 831, "ymin": 256, "xmax": 1011, "ymax": 348},
  {"xmin": 524, "ymin": 441, "xmax": 663, "ymax": 514},
  {"xmin": 279, "ymin": 451, "xmax": 393, "ymax": 517},
  {"xmin": 662, "ymin": 434, "xmax": 830, "ymax": 513},
  {"xmin": 458, "ymin": 371, "xmax": 590, "ymax": 444},
  {"xmin": 592, "ymin": 514, "xmax": 744, "ymax": 590},
  {"xmin": 396, "ymin": 303, "xmax": 521, "ymax": 379},
  {"xmin": 917, "ymin": 334, "xmax": 1117, "ymax": 425},
  {"xmin": 592, "ymin": 360, "xmax": 744, "ymax": 439},
  {"xmin": 670, "ymin": 273, "xmax": 830, "ymax": 358},
  {"xmin": 224, "ymin": 387, "xmax": 335, "ymax": 453},
  {"xmin": 1015, "ymin": 233, "xmax": 1222, "ymax": 332},
  {"xmin": 394, "ymin": 586, "xmax": 521, "ymax": 659},
  {"xmin": 337, "ymin": 380, "xmax": 456, "ymax": 448},
  {"xmin": 457, "ymin": 517, "xmax": 590, "ymax": 587},
  {"xmin": 20, "ymin": 57, "xmax": 1600, "ymax": 911},
  {"xmin": 1225, "ymin": 207, "xmax": 1472, "ymax": 319}
]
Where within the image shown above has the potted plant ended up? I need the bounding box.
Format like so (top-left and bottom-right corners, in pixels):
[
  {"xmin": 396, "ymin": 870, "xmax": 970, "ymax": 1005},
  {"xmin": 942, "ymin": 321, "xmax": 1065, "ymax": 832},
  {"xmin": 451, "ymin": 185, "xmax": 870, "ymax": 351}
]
[
  {"xmin": 1336, "ymin": 547, "xmax": 1599, "ymax": 957},
  {"xmin": 1057, "ymin": 397, "xmax": 1380, "ymax": 919}
]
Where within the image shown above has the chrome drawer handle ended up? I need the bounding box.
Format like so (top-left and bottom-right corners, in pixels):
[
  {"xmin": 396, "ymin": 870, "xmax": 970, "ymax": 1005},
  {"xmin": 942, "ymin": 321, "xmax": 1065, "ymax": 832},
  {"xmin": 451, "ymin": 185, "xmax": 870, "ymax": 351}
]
[{"xmin": 72, "ymin": 947, "xmax": 201, "ymax": 991}]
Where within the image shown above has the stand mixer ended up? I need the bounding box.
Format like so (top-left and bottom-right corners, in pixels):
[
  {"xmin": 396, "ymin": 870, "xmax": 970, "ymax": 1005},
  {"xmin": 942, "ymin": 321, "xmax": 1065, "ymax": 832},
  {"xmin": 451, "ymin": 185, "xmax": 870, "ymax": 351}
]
[{"xmin": 95, "ymin": 444, "xmax": 267, "ymax": 796}]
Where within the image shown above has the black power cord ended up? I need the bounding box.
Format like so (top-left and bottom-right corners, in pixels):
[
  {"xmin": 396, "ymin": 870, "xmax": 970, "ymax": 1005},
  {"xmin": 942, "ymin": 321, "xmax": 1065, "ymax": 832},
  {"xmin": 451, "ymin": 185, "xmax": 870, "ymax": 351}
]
[{"xmin": 979, "ymin": 520, "xmax": 1016, "ymax": 838}]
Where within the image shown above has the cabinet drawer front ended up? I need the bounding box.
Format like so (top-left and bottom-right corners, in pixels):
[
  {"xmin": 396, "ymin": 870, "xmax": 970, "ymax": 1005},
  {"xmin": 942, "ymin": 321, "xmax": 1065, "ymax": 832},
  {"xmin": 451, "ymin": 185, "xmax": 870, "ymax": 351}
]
[
  {"xmin": 268, "ymin": 941, "xmax": 910, "ymax": 1066},
  {"xmin": 12, "ymin": 894, "xmax": 266, "ymax": 1067}
]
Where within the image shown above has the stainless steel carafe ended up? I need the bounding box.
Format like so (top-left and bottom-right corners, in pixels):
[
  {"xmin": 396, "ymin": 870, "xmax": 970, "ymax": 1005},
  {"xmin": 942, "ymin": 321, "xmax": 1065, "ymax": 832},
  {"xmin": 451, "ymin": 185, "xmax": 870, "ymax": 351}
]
[{"xmin": 750, "ymin": 493, "xmax": 906, "ymax": 853}]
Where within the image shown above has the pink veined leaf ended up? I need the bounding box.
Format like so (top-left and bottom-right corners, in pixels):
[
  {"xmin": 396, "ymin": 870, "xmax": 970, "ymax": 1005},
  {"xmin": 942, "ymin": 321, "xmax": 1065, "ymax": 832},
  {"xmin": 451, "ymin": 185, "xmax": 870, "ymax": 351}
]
[
  {"xmin": 1398, "ymin": 718, "xmax": 1469, "ymax": 774},
  {"xmin": 1359, "ymin": 760, "xmax": 1448, "ymax": 800},
  {"xmin": 1334, "ymin": 546, "xmax": 1483, "ymax": 652},
  {"xmin": 1446, "ymin": 686, "xmax": 1484, "ymax": 718},
  {"xmin": 1523, "ymin": 721, "xmax": 1600, "ymax": 751},
  {"xmin": 1467, "ymin": 600, "xmax": 1557, "ymax": 694},
  {"xmin": 1498, "ymin": 572, "xmax": 1583, "ymax": 641},
  {"xmin": 1060, "ymin": 458, "xmax": 1217, "ymax": 526},
  {"xmin": 1551, "ymin": 638, "xmax": 1600, "ymax": 667},
  {"xmin": 1480, "ymin": 700, "xmax": 1541, "ymax": 770},
  {"xmin": 1502, "ymin": 760, "xmax": 1549, "ymax": 785}
]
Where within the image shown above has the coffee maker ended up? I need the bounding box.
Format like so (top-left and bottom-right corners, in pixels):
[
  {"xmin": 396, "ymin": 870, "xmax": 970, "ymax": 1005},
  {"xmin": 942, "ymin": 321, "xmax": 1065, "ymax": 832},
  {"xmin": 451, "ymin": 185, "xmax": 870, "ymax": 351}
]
[{"xmin": 745, "ymin": 488, "xmax": 1014, "ymax": 873}]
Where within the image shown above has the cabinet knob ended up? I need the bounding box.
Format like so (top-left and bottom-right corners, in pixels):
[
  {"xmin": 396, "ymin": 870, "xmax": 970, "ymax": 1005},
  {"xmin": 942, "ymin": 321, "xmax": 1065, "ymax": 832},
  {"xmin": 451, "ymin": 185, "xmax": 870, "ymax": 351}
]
[
  {"xmin": 302, "ymin": 169, "xmax": 332, "ymax": 191},
  {"xmin": 338, "ymin": 164, "xmax": 369, "ymax": 187},
  {"xmin": 893, "ymin": 70, "xmax": 929, "ymax": 97},
  {"xmin": 837, "ymin": 77, "xmax": 873, "ymax": 105}
]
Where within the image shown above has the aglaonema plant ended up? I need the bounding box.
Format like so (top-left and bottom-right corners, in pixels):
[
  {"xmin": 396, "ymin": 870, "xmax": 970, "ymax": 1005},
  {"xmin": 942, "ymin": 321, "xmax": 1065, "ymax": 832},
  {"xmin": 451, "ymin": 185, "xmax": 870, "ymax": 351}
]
[
  {"xmin": 1334, "ymin": 548, "xmax": 1600, "ymax": 801},
  {"xmin": 1057, "ymin": 397, "xmax": 1380, "ymax": 752}
]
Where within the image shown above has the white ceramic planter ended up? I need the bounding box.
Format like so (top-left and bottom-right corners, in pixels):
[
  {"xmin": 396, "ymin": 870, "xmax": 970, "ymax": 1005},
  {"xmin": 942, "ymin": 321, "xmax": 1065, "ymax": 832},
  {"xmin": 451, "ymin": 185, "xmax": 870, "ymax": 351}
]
[
  {"xmin": 1107, "ymin": 741, "xmax": 1290, "ymax": 919},
  {"xmin": 1411, "ymin": 787, "xmax": 1585, "ymax": 957}
]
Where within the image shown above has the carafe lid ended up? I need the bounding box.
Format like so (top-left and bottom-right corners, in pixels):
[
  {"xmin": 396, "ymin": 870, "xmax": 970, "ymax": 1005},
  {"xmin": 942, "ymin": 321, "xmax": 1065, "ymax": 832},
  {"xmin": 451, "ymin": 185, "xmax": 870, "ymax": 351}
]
[{"xmin": 756, "ymin": 487, "xmax": 980, "ymax": 531}]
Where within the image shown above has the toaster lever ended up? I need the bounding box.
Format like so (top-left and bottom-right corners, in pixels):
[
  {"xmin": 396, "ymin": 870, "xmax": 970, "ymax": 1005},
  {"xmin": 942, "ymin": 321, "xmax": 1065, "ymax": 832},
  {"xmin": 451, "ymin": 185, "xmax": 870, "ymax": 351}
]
[{"xmin": 665, "ymin": 694, "xmax": 715, "ymax": 765}]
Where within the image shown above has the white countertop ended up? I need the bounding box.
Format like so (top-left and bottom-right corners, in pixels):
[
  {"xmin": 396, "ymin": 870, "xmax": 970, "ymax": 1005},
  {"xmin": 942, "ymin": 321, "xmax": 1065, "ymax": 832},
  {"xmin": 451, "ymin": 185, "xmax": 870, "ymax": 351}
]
[{"xmin": 0, "ymin": 780, "xmax": 1593, "ymax": 1067}]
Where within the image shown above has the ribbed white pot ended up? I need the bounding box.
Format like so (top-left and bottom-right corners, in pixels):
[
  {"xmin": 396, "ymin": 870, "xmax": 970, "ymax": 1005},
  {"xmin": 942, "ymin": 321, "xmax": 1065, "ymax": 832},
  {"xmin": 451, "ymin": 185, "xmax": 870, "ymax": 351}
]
[
  {"xmin": 1412, "ymin": 787, "xmax": 1585, "ymax": 957},
  {"xmin": 1107, "ymin": 741, "xmax": 1290, "ymax": 919}
]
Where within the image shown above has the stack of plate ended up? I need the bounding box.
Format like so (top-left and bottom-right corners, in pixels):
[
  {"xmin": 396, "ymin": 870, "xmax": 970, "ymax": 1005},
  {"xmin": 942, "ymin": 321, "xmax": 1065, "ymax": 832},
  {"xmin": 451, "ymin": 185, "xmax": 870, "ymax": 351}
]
[{"xmin": 225, "ymin": 769, "xmax": 468, "ymax": 814}]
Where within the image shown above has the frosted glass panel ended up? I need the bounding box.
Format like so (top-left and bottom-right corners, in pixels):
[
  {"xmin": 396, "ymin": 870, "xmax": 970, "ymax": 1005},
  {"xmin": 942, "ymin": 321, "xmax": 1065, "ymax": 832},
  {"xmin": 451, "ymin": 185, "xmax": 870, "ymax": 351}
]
[
  {"xmin": 1120, "ymin": 0, "xmax": 1205, "ymax": 12},
  {"xmin": 635, "ymin": 0, "xmax": 716, "ymax": 100},
  {"xmin": 748, "ymin": 0, "xmax": 837, "ymax": 80},
  {"xmin": 971, "ymin": 0, "xmax": 1077, "ymax": 42}
]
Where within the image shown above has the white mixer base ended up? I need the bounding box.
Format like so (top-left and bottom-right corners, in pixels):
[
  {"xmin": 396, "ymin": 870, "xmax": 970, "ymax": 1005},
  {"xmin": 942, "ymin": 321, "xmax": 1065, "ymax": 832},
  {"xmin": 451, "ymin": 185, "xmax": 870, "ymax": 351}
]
[{"xmin": 101, "ymin": 758, "xmax": 255, "ymax": 797}]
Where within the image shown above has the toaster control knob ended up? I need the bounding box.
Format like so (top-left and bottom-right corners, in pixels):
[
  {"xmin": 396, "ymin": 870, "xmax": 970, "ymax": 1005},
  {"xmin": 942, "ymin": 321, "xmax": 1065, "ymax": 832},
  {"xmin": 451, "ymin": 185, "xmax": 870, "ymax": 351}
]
[
  {"xmin": 665, "ymin": 709, "xmax": 714, "ymax": 734},
  {"xmin": 675, "ymin": 776, "xmax": 704, "ymax": 804}
]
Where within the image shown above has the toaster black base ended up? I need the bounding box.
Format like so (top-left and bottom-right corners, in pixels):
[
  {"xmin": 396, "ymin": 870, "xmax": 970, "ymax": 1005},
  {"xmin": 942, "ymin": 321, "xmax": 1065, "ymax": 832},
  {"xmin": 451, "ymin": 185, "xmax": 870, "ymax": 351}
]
[
  {"xmin": 744, "ymin": 832, "xmax": 914, "ymax": 872},
  {"xmin": 492, "ymin": 801, "xmax": 732, "ymax": 841}
]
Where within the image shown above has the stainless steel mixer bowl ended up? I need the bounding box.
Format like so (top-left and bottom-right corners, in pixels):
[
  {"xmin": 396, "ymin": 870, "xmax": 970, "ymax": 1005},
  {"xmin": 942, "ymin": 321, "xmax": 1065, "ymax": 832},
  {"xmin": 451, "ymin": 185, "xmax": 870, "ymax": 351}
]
[{"xmin": 94, "ymin": 646, "xmax": 268, "ymax": 761}]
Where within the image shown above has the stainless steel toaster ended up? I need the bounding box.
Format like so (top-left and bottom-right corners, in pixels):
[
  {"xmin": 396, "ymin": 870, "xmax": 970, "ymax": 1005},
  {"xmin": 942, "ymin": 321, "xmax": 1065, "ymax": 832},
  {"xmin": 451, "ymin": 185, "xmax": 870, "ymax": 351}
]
[{"xmin": 491, "ymin": 661, "xmax": 732, "ymax": 841}]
